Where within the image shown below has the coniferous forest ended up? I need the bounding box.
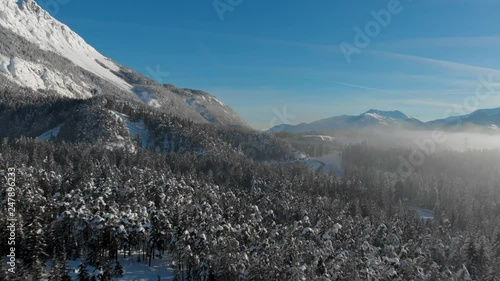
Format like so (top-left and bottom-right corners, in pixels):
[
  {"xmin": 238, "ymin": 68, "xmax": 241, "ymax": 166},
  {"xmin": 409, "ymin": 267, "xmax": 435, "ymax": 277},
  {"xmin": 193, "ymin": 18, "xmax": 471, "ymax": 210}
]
[{"xmin": 1, "ymin": 91, "xmax": 500, "ymax": 280}]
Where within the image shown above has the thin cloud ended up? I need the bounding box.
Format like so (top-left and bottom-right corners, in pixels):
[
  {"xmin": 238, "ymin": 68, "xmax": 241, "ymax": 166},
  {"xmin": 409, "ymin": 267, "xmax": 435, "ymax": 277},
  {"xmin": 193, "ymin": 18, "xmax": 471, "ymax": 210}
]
[
  {"xmin": 393, "ymin": 99, "xmax": 457, "ymax": 108},
  {"xmin": 329, "ymin": 81, "xmax": 393, "ymax": 93},
  {"xmin": 375, "ymin": 36, "xmax": 500, "ymax": 49},
  {"xmin": 368, "ymin": 50, "xmax": 500, "ymax": 76}
]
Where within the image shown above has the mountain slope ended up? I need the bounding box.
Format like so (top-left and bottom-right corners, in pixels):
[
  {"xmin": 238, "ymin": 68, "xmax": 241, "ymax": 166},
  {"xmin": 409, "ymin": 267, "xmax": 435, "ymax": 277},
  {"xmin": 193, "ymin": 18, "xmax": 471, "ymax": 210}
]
[
  {"xmin": 114, "ymin": 67, "xmax": 248, "ymax": 127},
  {"xmin": 270, "ymin": 109, "xmax": 423, "ymax": 133},
  {"xmin": 427, "ymin": 107, "xmax": 500, "ymax": 128},
  {"xmin": 0, "ymin": 0, "xmax": 248, "ymax": 127},
  {"xmin": 0, "ymin": 0, "xmax": 131, "ymax": 91}
]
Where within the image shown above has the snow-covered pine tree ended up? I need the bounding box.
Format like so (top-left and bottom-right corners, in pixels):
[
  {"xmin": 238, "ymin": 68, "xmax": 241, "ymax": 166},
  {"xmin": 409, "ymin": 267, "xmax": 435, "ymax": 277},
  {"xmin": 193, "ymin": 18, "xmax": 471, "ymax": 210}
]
[
  {"xmin": 85, "ymin": 239, "xmax": 99, "ymax": 267},
  {"xmin": 47, "ymin": 260, "xmax": 64, "ymax": 281},
  {"xmin": 486, "ymin": 259, "xmax": 500, "ymax": 281},
  {"xmin": 77, "ymin": 262, "xmax": 90, "ymax": 281},
  {"xmin": 476, "ymin": 241, "xmax": 489, "ymax": 280},
  {"xmin": 0, "ymin": 262, "xmax": 6, "ymax": 281},
  {"xmin": 99, "ymin": 262, "xmax": 113, "ymax": 281},
  {"xmin": 466, "ymin": 238, "xmax": 483, "ymax": 280},
  {"xmin": 48, "ymin": 249, "xmax": 71, "ymax": 281},
  {"xmin": 493, "ymin": 231, "xmax": 500, "ymax": 258},
  {"xmin": 23, "ymin": 208, "xmax": 48, "ymax": 280},
  {"xmin": 112, "ymin": 261, "xmax": 124, "ymax": 277}
]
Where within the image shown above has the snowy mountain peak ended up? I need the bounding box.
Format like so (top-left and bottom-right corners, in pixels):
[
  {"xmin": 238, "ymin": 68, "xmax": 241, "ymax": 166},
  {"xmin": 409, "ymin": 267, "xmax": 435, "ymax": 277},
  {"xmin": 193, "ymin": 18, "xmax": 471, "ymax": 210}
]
[
  {"xmin": 0, "ymin": 0, "xmax": 131, "ymax": 92},
  {"xmin": 0, "ymin": 0, "xmax": 248, "ymax": 128},
  {"xmin": 269, "ymin": 109, "xmax": 421, "ymax": 132},
  {"xmin": 363, "ymin": 109, "xmax": 411, "ymax": 120},
  {"xmin": 17, "ymin": 0, "xmax": 39, "ymax": 11}
]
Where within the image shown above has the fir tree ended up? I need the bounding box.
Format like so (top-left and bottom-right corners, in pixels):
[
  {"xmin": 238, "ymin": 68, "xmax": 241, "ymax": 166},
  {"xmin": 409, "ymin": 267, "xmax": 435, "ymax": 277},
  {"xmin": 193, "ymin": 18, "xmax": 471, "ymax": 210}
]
[
  {"xmin": 466, "ymin": 238, "xmax": 481, "ymax": 279},
  {"xmin": 23, "ymin": 209, "xmax": 48, "ymax": 281},
  {"xmin": 493, "ymin": 231, "xmax": 500, "ymax": 258},
  {"xmin": 48, "ymin": 260, "xmax": 59, "ymax": 281},
  {"xmin": 112, "ymin": 261, "xmax": 124, "ymax": 277},
  {"xmin": 486, "ymin": 258, "xmax": 500, "ymax": 281},
  {"xmin": 476, "ymin": 241, "xmax": 489, "ymax": 280},
  {"xmin": 30, "ymin": 259, "xmax": 44, "ymax": 281},
  {"xmin": 77, "ymin": 262, "xmax": 90, "ymax": 281},
  {"xmin": 0, "ymin": 262, "xmax": 6, "ymax": 281},
  {"xmin": 99, "ymin": 262, "xmax": 113, "ymax": 281},
  {"xmin": 48, "ymin": 251, "xmax": 71, "ymax": 281}
]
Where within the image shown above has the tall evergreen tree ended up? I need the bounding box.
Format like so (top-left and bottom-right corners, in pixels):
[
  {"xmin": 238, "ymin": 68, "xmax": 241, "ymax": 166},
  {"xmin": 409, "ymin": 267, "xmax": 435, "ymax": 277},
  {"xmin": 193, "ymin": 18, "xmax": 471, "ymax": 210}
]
[
  {"xmin": 23, "ymin": 209, "xmax": 48, "ymax": 280},
  {"xmin": 98, "ymin": 262, "xmax": 113, "ymax": 281},
  {"xmin": 486, "ymin": 258, "xmax": 500, "ymax": 281},
  {"xmin": 476, "ymin": 241, "xmax": 489, "ymax": 280},
  {"xmin": 493, "ymin": 231, "xmax": 500, "ymax": 259},
  {"xmin": 113, "ymin": 261, "xmax": 124, "ymax": 277},
  {"xmin": 0, "ymin": 262, "xmax": 6, "ymax": 281},
  {"xmin": 77, "ymin": 262, "xmax": 90, "ymax": 281}
]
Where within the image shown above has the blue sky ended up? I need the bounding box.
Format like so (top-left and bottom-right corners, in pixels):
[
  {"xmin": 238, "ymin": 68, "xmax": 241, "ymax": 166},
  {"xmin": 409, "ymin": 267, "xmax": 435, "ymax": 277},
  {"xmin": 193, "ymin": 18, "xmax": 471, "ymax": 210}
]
[{"xmin": 38, "ymin": 0, "xmax": 500, "ymax": 129}]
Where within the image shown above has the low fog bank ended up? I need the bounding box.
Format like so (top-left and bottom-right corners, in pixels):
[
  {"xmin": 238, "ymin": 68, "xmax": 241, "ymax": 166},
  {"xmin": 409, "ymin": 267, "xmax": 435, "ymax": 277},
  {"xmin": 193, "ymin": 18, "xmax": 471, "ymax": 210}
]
[{"xmin": 330, "ymin": 128, "xmax": 500, "ymax": 152}]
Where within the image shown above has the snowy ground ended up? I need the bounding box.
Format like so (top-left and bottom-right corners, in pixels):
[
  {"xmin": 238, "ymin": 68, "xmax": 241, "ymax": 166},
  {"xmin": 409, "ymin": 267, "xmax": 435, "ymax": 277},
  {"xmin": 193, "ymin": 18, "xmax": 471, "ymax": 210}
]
[
  {"xmin": 407, "ymin": 206, "xmax": 435, "ymax": 222},
  {"xmin": 414, "ymin": 208, "xmax": 434, "ymax": 222},
  {"xmin": 37, "ymin": 124, "xmax": 63, "ymax": 141},
  {"xmin": 304, "ymin": 151, "xmax": 344, "ymax": 178},
  {"xmin": 109, "ymin": 110, "xmax": 150, "ymax": 150},
  {"xmin": 303, "ymin": 135, "xmax": 336, "ymax": 141},
  {"xmin": 42, "ymin": 254, "xmax": 175, "ymax": 281},
  {"xmin": 0, "ymin": 54, "xmax": 93, "ymax": 98},
  {"xmin": 134, "ymin": 88, "xmax": 161, "ymax": 108}
]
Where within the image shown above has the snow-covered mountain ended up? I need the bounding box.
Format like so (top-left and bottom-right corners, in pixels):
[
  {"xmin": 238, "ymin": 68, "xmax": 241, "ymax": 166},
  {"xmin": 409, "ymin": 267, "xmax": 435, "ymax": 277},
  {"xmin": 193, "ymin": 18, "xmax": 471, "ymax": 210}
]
[
  {"xmin": 271, "ymin": 107, "xmax": 500, "ymax": 133},
  {"xmin": 0, "ymin": 0, "xmax": 247, "ymax": 127},
  {"xmin": 0, "ymin": 0, "xmax": 130, "ymax": 94},
  {"xmin": 427, "ymin": 107, "xmax": 500, "ymax": 128},
  {"xmin": 364, "ymin": 109, "xmax": 411, "ymax": 120},
  {"xmin": 270, "ymin": 109, "xmax": 423, "ymax": 133}
]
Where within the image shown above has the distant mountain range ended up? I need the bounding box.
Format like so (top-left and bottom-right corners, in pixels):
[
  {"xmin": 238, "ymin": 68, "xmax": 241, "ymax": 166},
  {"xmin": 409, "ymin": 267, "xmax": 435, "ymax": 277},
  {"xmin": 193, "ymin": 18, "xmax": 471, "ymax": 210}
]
[
  {"xmin": 427, "ymin": 108, "xmax": 500, "ymax": 129},
  {"xmin": 270, "ymin": 108, "xmax": 500, "ymax": 133}
]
